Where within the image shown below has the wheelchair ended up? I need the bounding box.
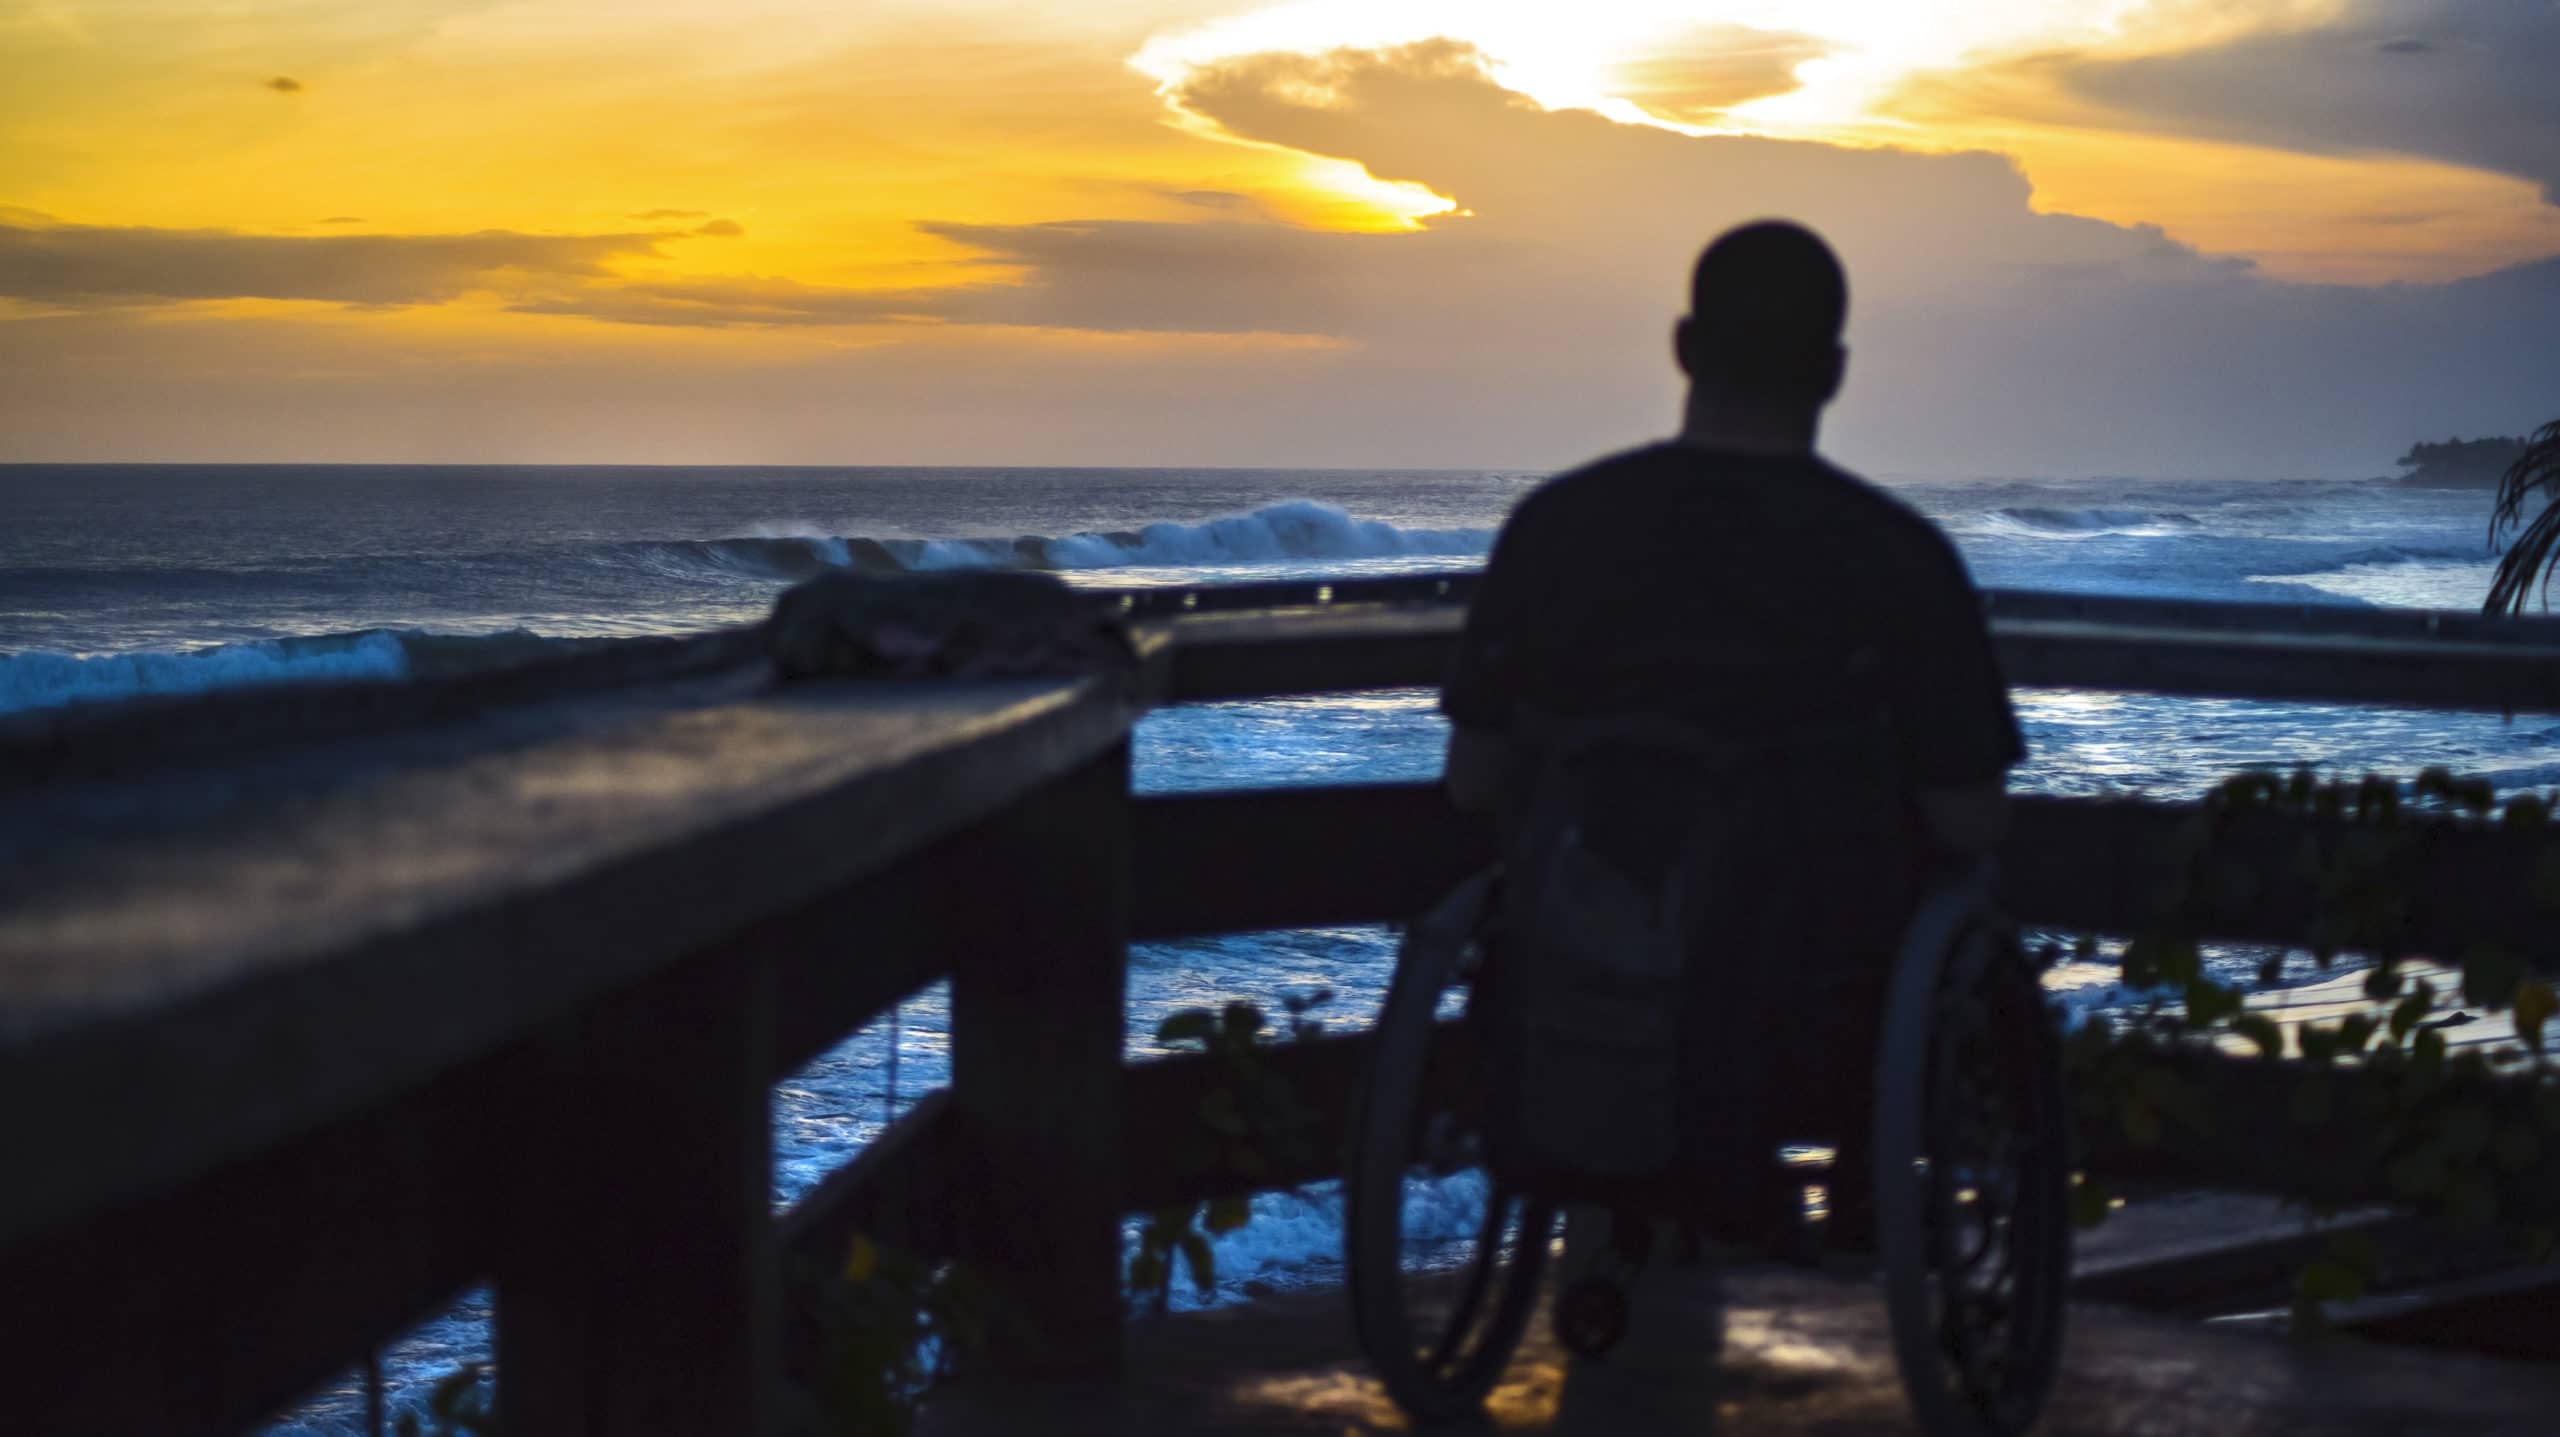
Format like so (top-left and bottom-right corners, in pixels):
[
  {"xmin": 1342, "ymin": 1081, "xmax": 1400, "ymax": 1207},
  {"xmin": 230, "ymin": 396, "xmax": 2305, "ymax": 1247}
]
[{"xmin": 1345, "ymin": 868, "xmax": 2070, "ymax": 1434}]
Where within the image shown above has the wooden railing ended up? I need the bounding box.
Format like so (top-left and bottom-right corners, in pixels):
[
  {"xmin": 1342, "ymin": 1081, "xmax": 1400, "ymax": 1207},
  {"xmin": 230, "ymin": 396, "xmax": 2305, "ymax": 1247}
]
[
  {"xmin": 7, "ymin": 576, "xmax": 2560, "ymax": 1433},
  {"xmin": 0, "ymin": 644, "xmax": 1137, "ymax": 1432},
  {"xmin": 1143, "ymin": 572, "xmax": 2560, "ymax": 710}
]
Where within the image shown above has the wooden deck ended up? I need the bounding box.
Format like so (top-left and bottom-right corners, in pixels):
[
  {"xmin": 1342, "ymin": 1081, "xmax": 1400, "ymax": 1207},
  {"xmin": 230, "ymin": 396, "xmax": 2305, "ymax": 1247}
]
[{"xmin": 921, "ymin": 1263, "xmax": 2560, "ymax": 1435}]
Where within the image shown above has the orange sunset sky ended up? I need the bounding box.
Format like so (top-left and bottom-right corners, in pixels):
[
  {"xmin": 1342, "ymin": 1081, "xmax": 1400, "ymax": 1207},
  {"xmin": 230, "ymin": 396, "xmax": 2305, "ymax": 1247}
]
[{"xmin": 3, "ymin": 0, "xmax": 2556, "ymax": 474}]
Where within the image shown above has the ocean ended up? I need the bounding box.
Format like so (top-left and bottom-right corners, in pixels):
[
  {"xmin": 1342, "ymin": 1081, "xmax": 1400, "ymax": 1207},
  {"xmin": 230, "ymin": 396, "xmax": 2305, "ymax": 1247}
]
[{"xmin": 1, "ymin": 460, "xmax": 2546, "ymax": 1431}]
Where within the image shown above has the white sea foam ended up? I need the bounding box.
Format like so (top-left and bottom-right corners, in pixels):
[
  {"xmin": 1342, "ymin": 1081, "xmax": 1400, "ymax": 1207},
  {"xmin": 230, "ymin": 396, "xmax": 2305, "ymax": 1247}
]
[
  {"xmin": 1977, "ymin": 506, "xmax": 2203, "ymax": 539},
  {"xmin": 0, "ymin": 500, "xmax": 1487, "ymax": 717},
  {"xmin": 631, "ymin": 501, "xmax": 1491, "ymax": 582},
  {"xmin": 0, "ymin": 631, "xmax": 412, "ymax": 715},
  {"xmin": 1106, "ymin": 501, "xmax": 1485, "ymax": 567},
  {"xmin": 2247, "ymin": 556, "xmax": 2502, "ymax": 610}
]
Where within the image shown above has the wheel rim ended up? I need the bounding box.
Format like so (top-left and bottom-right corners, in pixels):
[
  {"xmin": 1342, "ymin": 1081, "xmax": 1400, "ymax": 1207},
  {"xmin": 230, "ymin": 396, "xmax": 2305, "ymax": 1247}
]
[
  {"xmin": 1877, "ymin": 885, "xmax": 2070, "ymax": 1437},
  {"xmin": 1349, "ymin": 875, "xmax": 1556, "ymax": 1422}
]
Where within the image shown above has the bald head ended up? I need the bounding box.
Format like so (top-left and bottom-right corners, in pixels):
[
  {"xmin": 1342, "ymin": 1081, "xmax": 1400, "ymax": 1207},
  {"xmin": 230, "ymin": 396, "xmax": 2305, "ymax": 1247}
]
[{"xmin": 1677, "ymin": 221, "xmax": 1847, "ymax": 408}]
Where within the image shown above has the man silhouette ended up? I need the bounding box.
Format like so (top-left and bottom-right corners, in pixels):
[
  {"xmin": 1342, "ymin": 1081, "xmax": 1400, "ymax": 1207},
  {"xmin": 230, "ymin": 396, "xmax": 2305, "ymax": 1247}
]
[{"xmin": 1441, "ymin": 220, "xmax": 2022, "ymax": 1244}]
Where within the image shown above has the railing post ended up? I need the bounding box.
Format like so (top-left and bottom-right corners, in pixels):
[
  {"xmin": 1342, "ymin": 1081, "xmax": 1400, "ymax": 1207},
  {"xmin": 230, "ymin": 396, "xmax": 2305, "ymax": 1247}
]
[
  {"xmin": 951, "ymin": 740, "xmax": 1132, "ymax": 1377},
  {"xmin": 497, "ymin": 946, "xmax": 778, "ymax": 1434}
]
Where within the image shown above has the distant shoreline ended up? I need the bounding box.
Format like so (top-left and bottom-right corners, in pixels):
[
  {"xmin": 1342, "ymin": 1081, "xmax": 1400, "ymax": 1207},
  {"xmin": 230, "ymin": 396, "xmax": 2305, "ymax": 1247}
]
[{"xmin": 2394, "ymin": 435, "xmax": 2525, "ymax": 488}]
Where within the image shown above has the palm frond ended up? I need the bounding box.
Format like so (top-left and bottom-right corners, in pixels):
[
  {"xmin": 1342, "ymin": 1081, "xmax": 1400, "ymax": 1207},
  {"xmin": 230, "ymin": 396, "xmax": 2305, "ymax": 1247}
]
[{"xmin": 2483, "ymin": 420, "xmax": 2560, "ymax": 615}]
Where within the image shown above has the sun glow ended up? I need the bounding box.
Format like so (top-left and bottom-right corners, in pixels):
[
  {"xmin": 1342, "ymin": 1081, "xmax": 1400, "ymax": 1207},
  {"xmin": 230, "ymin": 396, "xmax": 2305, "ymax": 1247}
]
[
  {"xmin": 1131, "ymin": 0, "xmax": 2180, "ymax": 140},
  {"xmin": 1121, "ymin": 0, "xmax": 2560, "ymax": 281}
]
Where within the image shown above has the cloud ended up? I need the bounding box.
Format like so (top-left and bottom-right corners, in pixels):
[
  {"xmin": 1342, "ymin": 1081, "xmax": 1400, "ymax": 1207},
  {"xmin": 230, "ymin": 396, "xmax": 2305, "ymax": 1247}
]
[
  {"xmin": 5, "ymin": 40, "xmax": 2556, "ymax": 475},
  {"xmin": 504, "ymin": 274, "xmax": 950, "ymax": 328},
  {"xmin": 631, "ymin": 208, "xmax": 709, "ymax": 220},
  {"xmin": 1609, "ymin": 23, "xmax": 1828, "ymax": 124},
  {"xmin": 914, "ymin": 219, "xmax": 1404, "ymax": 334},
  {"xmin": 263, "ymin": 76, "xmax": 303, "ymax": 94},
  {"xmin": 847, "ymin": 42, "xmax": 2559, "ymax": 475},
  {"xmin": 316, "ymin": 216, "xmax": 364, "ymax": 225},
  {"xmin": 0, "ymin": 307, "xmax": 1361, "ymax": 466},
  {"xmin": 692, "ymin": 218, "xmax": 744, "ymax": 237},
  {"xmin": 1163, "ymin": 43, "xmax": 2234, "ymax": 302},
  {"xmin": 2039, "ymin": 0, "xmax": 2560, "ymax": 202},
  {"xmin": 1161, "ymin": 189, "xmax": 1263, "ymax": 213},
  {"xmin": 291, "ymin": 40, "xmax": 2550, "ymax": 472},
  {"xmin": 0, "ymin": 218, "xmax": 664, "ymax": 308}
]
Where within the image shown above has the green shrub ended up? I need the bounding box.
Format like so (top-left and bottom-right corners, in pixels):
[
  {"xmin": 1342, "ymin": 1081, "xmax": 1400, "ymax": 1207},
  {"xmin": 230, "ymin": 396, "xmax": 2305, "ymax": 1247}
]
[{"xmin": 2066, "ymin": 766, "xmax": 2560, "ymax": 1327}]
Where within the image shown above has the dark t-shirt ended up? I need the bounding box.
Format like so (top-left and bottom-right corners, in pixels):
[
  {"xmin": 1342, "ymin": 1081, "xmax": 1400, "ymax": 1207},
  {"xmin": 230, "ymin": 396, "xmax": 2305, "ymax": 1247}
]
[{"xmin": 1443, "ymin": 442, "xmax": 2022, "ymax": 788}]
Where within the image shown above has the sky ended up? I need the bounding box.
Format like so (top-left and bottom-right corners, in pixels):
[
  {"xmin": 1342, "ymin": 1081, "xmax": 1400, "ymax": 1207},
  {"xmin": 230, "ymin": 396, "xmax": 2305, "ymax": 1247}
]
[{"xmin": 1, "ymin": 0, "xmax": 2557, "ymax": 475}]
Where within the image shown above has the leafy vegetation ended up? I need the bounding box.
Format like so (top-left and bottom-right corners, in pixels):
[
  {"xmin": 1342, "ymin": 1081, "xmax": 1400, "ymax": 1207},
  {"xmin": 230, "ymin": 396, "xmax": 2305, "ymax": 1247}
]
[
  {"xmin": 1127, "ymin": 989, "xmax": 1332, "ymax": 1312},
  {"xmin": 784, "ymin": 1234, "xmax": 990, "ymax": 1437},
  {"xmin": 2063, "ymin": 766, "xmax": 2560, "ymax": 1326},
  {"xmin": 2483, "ymin": 420, "xmax": 2560, "ymax": 613}
]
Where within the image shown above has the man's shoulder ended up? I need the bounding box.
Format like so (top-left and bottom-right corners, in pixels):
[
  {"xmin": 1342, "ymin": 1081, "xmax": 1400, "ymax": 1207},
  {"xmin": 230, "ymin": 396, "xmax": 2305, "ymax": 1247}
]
[
  {"xmin": 1502, "ymin": 445, "xmax": 1962, "ymax": 573},
  {"xmin": 1529, "ymin": 447, "xmax": 1941, "ymax": 535},
  {"xmin": 1803, "ymin": 461, "xmax": 1959, "ymax": 555},
  {"xmin": 1519, "ymin": 442, "xmax": 1683, "ymax": 506},
  {"xmin": 1481, "ymin": 446, "xmax": 1673, "ymax": 558}
]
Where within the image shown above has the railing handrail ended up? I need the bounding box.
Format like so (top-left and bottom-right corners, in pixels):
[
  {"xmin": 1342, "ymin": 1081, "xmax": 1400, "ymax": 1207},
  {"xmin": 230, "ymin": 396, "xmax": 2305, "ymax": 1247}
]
[
  {"xmin": 0, "ymin": 663, "xmax": 1130, "ymax": 1251},
  {"xmin": 1099, "ymin": 569, "xmax": 2560, "ymax": 648},
  {"xmin": 1139, "ymin": 589, "xmax": 2560, "ymax": 713}
]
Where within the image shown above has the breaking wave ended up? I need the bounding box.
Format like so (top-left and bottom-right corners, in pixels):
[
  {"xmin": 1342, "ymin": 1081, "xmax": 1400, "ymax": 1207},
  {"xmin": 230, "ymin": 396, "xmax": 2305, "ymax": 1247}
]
[
  {"xmin": 0, "ymin": 627, "xmax": 610, "ymax": 717},
  {"xmin": 1981, "ymin": 506, "xmax": 2203, "ymax": 539},
  {"xmin": 2242, "ymin": 546, "xmax": 2500, "ymax": 610},
  {"xmin": 2262, "ymin": 543, "xmax": 2484, "ymax": 573},
  {"xmin": 610, "ymin": 500, "xmax": 1490, "ymax": 582},
  {"xmin": 2, "ymin": 503, "xmax": 1485, "ymax": 717}
]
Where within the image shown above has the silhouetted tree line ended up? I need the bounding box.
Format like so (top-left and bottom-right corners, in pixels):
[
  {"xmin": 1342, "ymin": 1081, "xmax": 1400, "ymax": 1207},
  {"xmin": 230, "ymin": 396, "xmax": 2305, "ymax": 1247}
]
[{"xmin": 2399, "ymin": 435, "xmax": 2527, "ymax": 486}]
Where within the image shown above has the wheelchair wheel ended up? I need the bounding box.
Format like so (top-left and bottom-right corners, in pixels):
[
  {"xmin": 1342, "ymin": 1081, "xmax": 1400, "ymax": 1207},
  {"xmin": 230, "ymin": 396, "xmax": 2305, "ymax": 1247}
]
[
  {"xmin": 1348, "ymin": 873, "xmax": 1559, "ymax": 1424},
  {"xmin": 1874, "ymin": 882, "xmax": 2070, "ymax": 1436}
]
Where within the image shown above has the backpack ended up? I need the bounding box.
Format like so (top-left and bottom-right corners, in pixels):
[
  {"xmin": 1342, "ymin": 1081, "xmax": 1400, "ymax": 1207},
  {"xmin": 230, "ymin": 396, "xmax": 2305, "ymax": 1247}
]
[{"xmin": 1480, "ymin": 708, "xmax": 1903, "ymax": 1199}]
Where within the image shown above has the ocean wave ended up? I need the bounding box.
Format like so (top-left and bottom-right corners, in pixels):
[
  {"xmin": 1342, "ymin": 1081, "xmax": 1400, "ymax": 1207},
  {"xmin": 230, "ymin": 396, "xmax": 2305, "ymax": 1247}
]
[
  {"xmin": 2, "ymin": 502, "xmax": 1486, "ymax": 715},
  {"xmin": 2259, "ymin": 543, "xmax": 2485, "ymax": 574},
  {"xmin": 2243, "ymin": 550, "xmax": 2501, "ymax": 610},
  {"xmin": 612, "ymin": 500, "xmax": 1491, "ymax": 582},
  {"xmin": 0, "ymin": 627, "xmax": 606, "ymax": 717},
  {"xmin": 1979, "ymin": 506, "xmax": 2203, "ymax": 538}
]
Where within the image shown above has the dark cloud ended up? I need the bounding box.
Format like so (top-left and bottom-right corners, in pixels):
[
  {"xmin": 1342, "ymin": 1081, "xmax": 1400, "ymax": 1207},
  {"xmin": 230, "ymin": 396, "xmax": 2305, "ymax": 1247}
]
[
  {"xmin": 263, "ymin": 77, "xmax": 303, "ymax": 94},
  {"xmin": 1161, "ymin": 189, "xmax": 1260, "ymax": 212},
  {"xmin": 504, "ymin": 275, "xmax": 952, "ymax": 328},
  {"xmin": 502, "ymin": 230, "xmax": 1365, "ymax": 332},
  {"xmin": 1610, "ymin": 23, "xmax": 1828, "ymax": 124},
  {"xmin": 631, "ymin": 208, "xmax": 709, "ymax": 220},
  {"xmin": 0, "ymin": 220, "xmax": 664, "ymax": 308},
  {"xmin": 2052, "ymin": 0, "xmax": 2560, "ymax": 201},
  {"xmin": 915, "ymin": 219, "xmax": 1400, "ymax": 333},
  {"xmin": 1168, "ymin": 42, "xmax": 2230, "ymax": 302},
  {"xmin": 316, "ymin": 216, "xmax": 365, "ymax": 225},
  {"xmin": 893, "ymin": 43, "xmax": 2560, "ymax": 475},
  {"xmin": 692, "ymin": 218, "xmax": 745, "ymax": 237}
]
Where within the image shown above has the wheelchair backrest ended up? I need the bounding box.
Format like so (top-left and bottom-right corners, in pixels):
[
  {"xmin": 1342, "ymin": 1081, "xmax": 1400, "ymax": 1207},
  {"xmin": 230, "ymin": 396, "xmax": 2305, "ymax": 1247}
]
[{"xmin": 1484, "ymin": 700, "xmax": 1910, "ymax": 1192}]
